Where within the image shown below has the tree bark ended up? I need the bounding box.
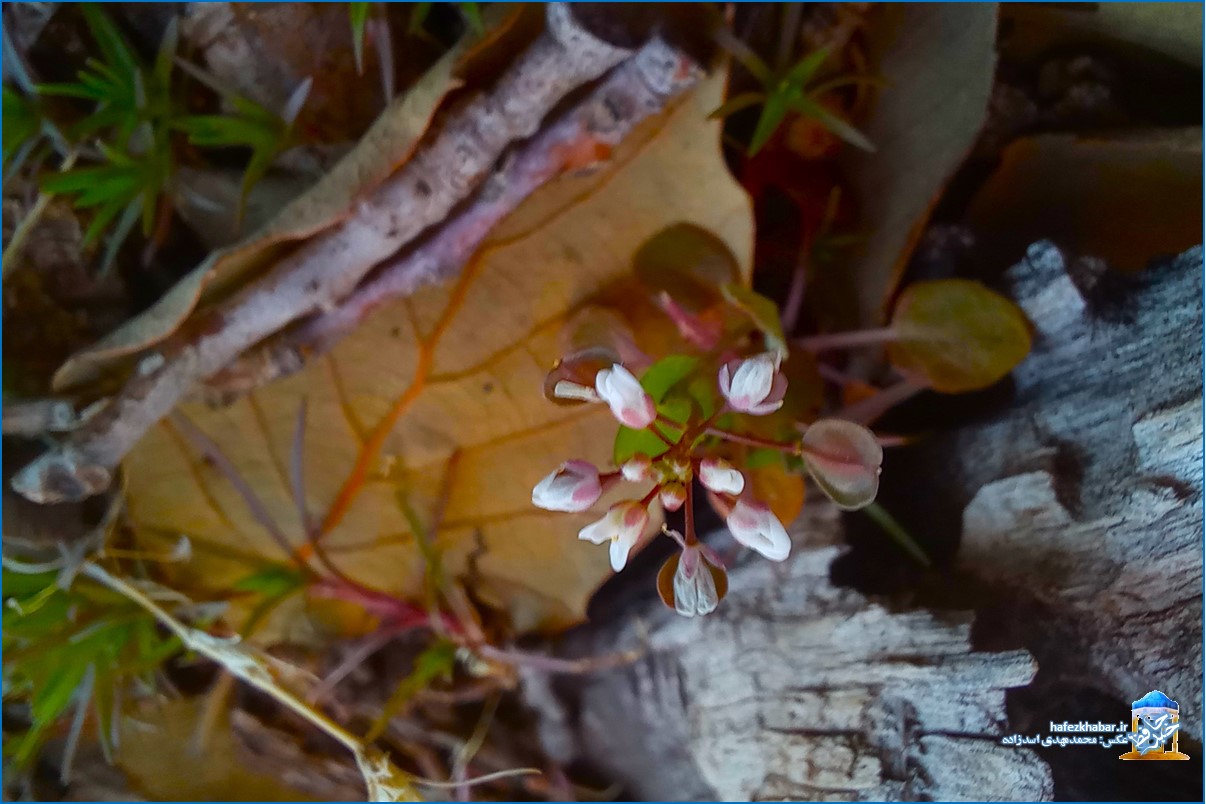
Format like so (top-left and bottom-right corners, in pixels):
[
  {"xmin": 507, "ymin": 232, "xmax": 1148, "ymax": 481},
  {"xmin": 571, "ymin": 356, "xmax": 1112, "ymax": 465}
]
[
  {"xmin": 951, "ymin": 243, "xmax": 1204, "ymax": 737},
  {"xmin": 522, "ymin": 501, "xmax": 1053, "ymax": 801}
]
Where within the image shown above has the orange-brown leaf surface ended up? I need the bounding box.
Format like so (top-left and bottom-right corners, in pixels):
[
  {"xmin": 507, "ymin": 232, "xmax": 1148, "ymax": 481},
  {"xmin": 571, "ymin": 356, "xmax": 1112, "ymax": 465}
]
[{"xmin": 123, "ymin": 66, "xmax": 752, "ymax": 638}]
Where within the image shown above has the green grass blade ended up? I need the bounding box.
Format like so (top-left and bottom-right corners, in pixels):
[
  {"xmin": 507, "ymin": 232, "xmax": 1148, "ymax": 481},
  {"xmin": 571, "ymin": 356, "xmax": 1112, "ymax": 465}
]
[{"xmin": 861, "ymin": 502, "xmax": 931, "ymax": 567}]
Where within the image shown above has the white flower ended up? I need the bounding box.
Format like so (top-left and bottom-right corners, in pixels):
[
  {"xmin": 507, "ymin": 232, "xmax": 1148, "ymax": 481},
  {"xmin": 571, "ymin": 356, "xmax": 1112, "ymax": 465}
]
[
  {"xmin": 718, "ymin": 352, "xmax": 787, "ymax": 415},
  {"xmin": 673, "ymin": 545, "xmax": 721, "ymax": 618},
  {"xmin": 726, "ymin": 498, "xmax": 791, "ymax": 561},
  {"xmin": 699, "ymin": 457, "xmax": 745, "ymax": 496},
  {"xmin": 595, "ymin": 364, "xmax": 656, "ymax": 429},
  {"xmin": 579, "ymin": 501, "xmax": 648, "ymax": 571},
  {"xmin": 532, "ymin": 460, "xmax": 602, "ymax": 512},
  {"xmin": 621, "ymin": 454, "xmax": 652, "ymax": 483}
]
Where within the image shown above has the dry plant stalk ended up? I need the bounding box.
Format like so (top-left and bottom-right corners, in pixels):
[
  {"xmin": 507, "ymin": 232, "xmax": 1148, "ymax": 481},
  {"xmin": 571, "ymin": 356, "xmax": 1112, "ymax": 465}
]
[
  {"xmin": 204, "ymin": 36, "xmax": 703, "ymax": 400},
  {"xmin": 14, "ymin": 3, "xmax": 634, "ymax": 504}
]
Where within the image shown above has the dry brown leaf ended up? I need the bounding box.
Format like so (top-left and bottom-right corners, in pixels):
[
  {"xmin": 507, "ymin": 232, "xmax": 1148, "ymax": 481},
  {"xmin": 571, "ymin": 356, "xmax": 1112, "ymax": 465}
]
[
  {"xmin": 118, "ymin": 699, "xmax": 320, "ymax": 801},
  {"xmin": 965, "ymin": 128, "xmax": 1203, "ymax": 272},
  {"xmin": 53, "ymin": 8, "xmax": 527, "ymax": 392},
  {"xmin": 841, "ymin": 3, "xmax": 998, "ymax": 326},
  {"xmin": 123, "ymin": 66, "xmax": 752, "ymax": 637},
  {"xmin": 1001, "ymin": 3, "xmax": 1203, "ymax": 68}
]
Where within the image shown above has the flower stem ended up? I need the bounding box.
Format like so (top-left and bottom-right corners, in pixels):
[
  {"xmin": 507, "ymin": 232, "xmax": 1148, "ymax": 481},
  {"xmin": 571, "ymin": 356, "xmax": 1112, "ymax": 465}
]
[
  {"xmin": 685, "ymin": 481, "xmax": 698, "ymax": 546},
  {"xmin": 707, "ymin": 427, "xmax": 799, "ymax": 454},
  {"xmin": 795, "ymin": 327, "xmax": 898, "ymax": 352},
  {"xmin": 837, "ymin": 378, "xmax": 925, "ymax": 424}
]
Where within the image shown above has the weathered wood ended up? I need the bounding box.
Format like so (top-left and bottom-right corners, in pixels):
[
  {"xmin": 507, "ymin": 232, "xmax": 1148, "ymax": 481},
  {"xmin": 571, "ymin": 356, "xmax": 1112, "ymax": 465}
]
[
  {"xmin": 951, "ymin": 242, "xmax": 1204, "ymax": 736},
  {"xmin": 523, "ymin": 501, "xmax": 1053, "ymax": 801}
]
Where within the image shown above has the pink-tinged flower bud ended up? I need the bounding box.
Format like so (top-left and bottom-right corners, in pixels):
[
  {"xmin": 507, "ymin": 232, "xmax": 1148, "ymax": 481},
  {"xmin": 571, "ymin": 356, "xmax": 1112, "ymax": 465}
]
[
  {"xmin": 699, "ymin": 456, "xmax": 745, "ymax": 496},
  {"xmin": 532, "ymin": 460, "xmax": 602, "ymax": 512},
  {"xmin": 595, "ymin": 364, "xmax": 656, "ymax": 429},
  {"xmin": 656, "ymin": 542, "xmax": 729, "ymax": 618},
  {"xmin": 543, "ymin": 347, "xmax": 616, "ymax": 406},
  {"xmin": 673, "ymin": 545, "xmax": 720, "ymax": 617},
  {"xmin": 718, "ymin": 352, "xmax": 787, "ymax": 415},
  {"xmin": 579, "ymin": 501, "xmax": 649, "ymax": 572},
  {"xmin": 660, "ymin": 482, "xmax": 687, "ymax": 512},
  {"xmin": 726, "ymin": 498, "xmax": 791, "ymax": 561},
  {"xmin": 621, "ymin": 454, "xmax": 653, "ymax": 483}
]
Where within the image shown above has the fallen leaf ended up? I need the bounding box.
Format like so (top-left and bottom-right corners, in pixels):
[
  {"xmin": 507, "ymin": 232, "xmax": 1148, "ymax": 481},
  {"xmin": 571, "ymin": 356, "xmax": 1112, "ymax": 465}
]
[
  {"xmin": 887, "ymin": 279, "xmax": 1032, "ymax": 393},
  {"xmin": 964, "ymin": 129, "xmax": 1203, "ymax": 272},
  {"xmin": 118, "ymin": 698, "xmax": 320, "ymax": 801},
  {"xmin": 1001, "ymin": 3, "xmax": 1203, "ymax": 68},
  {"xmin": 840, "ymin": 3, "xmax": 998, "ymax": 326},
  {"xmin": 53, "ymin": 8, "xmax": 525, "ymax": 391},
  {"xmin": 122, "ymin": 65, "xmax": 752, "ymax": 636}
]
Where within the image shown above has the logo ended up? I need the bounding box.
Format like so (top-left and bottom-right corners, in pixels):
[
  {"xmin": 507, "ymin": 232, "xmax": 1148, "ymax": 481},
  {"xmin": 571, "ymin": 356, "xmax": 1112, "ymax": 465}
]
[{"xmin": 1120, "ymin": 690, "xmax": 1190, "ymax": 760}]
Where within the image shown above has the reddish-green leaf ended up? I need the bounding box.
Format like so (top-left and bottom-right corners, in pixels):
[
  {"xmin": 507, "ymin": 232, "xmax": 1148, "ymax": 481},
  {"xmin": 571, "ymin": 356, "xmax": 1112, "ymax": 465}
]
[
  {"xmin": 721, "ymin": 282, "xmax": 787, "ymax": 358},
  {"xmin": 888, "ymin": 279, "xmax": 1032, "ymax": 393},
  {"xmin": 800, "ymin": 418, "xmax": 882, "ymax": 510},
  {"xmin": 633, "ymin": 223, "xmax": 740, "ymax": 312}
]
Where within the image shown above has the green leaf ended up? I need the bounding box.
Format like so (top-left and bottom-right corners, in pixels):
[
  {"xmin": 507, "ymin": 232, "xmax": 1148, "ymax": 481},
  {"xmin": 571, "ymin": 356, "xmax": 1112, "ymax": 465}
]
[
  {"xmin": 721, "ymin": 282, "xmax": 787, "ymax": 357},
  {"xmin": 862, "ymin": 502, "xmax": 931, "ymax": 567},
  {"xmin": 800, "ymin": 418, "xmax": 882, "ymax": 511},
  {"xmin": 409, "ymin": 1, "xmax": 435, "ymax": 35},
  {"xmin": 790, "ymin": 95, "xmax": 876, "ymax": 152},
  {"xmin": 3, "ymin": 87, "xmax": 40, "ymax": 164},
  {"xmin": 633, "ymin": 223, "xmax": 740, "ymax": 312},
  {"xmin": 713, "ymin": 25, "xmax": 773, "ymax": 87},
  {"xmin": 614, "ymin": 396, "xmax": 690, "ymax": 465},
  {"xmin": 458, "ymin": 2, "xmax": 485, "ymax": 36},
  {"xmin": 638, "ymin": 355, "xmax": 699, "ymax": 401},
  {"xmin": 365, "ymin": 639, "xmax": 457, "ymax": 741},
  {"xmin": 232, "ymin": 564, "xmax": 306, "ymax": 596},
  {"xmin": 14, "ymin": 661, "xmax": 90, "ymax": 764},
  {"xmin": 99, "ymin": 199, "xmax": 141, "ymax": 274},
  {"xmin": 747, "ymin": 90, "xmax": 790, "ymax": 156},
  {"xmin": 784, "ymin": 47, "xmax": 831, "ymax": 89},
  {"xmin": 745, "ymin": 448, "xmax": 785, "ymax": 470},
  {"xmin": 233, "ymin": 565, "xmax": 306, "ymax": 637},
  {"xmin": 350, "ymin": 2, "xmax": 371, "ymax": 74},
  {"xmin": 887, "ymin": 279, "xmax": 1032, "ymax": 393},
  {"xmin": 708, "ymin": 91, "xmax": 768, "ymax": 121},
  {"xmin": 80, "ymin": 3, "xmax": 138, "ymax": 80}
]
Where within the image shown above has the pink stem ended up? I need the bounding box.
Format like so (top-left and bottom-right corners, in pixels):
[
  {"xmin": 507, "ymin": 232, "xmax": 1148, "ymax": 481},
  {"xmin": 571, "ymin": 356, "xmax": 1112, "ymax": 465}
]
[{"xmin": 795, "ymin": 327, "xmax": 898, "ymax": 352}]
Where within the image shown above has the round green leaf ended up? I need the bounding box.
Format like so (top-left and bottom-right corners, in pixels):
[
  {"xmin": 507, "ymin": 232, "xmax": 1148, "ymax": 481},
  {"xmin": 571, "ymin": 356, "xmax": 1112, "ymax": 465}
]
[
  {"xmin": 800, "ymin": 418, "xmax": 882, "ymax": 511},
  {"xmin": 633, "ymin": 223, "xmax": 740, "ymax": 312},
  {"xmin": 721, "ymin": 282, "xmax": 787, "ymax": 357},
  {"xmin": 612, "ymin": 356, "xmax": 698, "ymax": 465},
  {"xmin": 888, "ymin": 279, "xmax": 1032, "ymax": 393}
]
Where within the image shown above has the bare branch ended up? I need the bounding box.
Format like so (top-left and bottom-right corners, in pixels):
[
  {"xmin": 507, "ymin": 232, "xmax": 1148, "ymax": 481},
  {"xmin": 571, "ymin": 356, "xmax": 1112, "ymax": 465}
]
[
  {"xmin": 13, "ymin": 4, "xmax": 633, "ymax": 504},
  {"xmin": 205, "ymin": 36, "xmax": 703, "ymax": 399}
]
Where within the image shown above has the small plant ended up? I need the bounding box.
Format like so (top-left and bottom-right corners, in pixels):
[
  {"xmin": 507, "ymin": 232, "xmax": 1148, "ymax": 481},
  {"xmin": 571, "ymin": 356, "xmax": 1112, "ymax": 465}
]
[
  {"xmin": 711, "ymin": 15, "xmax": 876, "ymax": 156},
  {"xmin": 2, "ymin": 563, "xmax": 186, "ymax": 780},
  {"xmin": 531, "ymin": 224, "xmax": 1031, "ymax": 617},
  {"xmin": 19, "ymin": 4, "xmax": 307, "ymax": 271}
]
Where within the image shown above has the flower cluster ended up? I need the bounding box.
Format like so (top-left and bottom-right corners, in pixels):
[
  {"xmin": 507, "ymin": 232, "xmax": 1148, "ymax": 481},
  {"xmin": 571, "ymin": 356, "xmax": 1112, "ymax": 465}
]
[{"xmin": 533, "ymin": 345, "xmax": 880, "ymax": 617}]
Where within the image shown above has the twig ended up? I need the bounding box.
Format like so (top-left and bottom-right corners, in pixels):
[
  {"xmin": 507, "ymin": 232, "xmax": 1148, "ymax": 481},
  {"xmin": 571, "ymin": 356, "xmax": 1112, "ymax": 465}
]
[
  {"xmin": 206, "ymin": 35, "xmax": 703, "ymax": 399},
  {"xmin": 474, "ymin": 643, "xmax": 640, "ymax": 674},
  {"xmin": 14, "ymin": 4, "xmax": 633, "ymax": 504},
  {"xmin": 78, "ymin": 560, "xmax": 422, "ymax": 802}
]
